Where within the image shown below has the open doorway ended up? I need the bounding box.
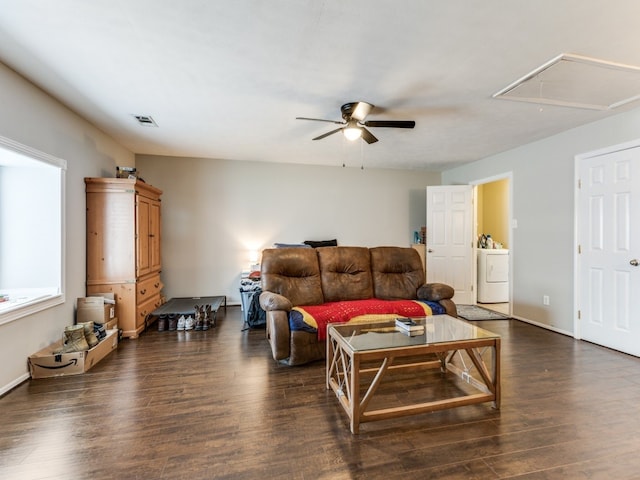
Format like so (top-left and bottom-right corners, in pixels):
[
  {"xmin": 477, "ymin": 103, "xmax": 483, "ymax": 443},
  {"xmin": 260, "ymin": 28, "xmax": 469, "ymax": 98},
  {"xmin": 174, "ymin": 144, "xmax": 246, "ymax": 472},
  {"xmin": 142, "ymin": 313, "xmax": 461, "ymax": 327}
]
[{"xmin": 471, "ymin": 174, "xmax": 512, "ymax": 316}]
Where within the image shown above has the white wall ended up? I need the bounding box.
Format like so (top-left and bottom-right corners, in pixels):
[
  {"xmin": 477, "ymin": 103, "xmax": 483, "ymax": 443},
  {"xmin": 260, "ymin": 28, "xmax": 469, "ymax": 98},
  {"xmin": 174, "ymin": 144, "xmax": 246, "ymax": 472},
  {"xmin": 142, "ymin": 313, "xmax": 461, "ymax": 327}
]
[
  {"xmin": 442, "ymin": 107, "xmax": 640, "ymax": 334},
  {"xmin": 136, "ymin": 154, "xmax": 441, "ymax": 304},
  {"xmin": 0, "ymin": 62, "xmax": 134, "ymax": 394}
]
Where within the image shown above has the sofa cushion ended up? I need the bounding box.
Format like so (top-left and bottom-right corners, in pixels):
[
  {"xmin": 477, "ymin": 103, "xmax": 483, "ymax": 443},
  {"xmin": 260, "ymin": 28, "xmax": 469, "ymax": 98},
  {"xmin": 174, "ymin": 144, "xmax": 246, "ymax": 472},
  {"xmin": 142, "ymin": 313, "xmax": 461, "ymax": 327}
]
[
  {"xmin": 288, "ymin": 299, "xmax": 446, "ymax": 338},
  {"xmin": 317, "ymin": 246, "xmax": 374, "ymax": 302},
  {"xmin": 370, "ymin": 246, "xmax": 425, "ymax": 300},
  {"xmin": 261, "ymin": 248, "xmax": 324, "ymax": 306},
  {"xmin": 291, "ymin": 298, "xmax": 434, "ymax": 340}
]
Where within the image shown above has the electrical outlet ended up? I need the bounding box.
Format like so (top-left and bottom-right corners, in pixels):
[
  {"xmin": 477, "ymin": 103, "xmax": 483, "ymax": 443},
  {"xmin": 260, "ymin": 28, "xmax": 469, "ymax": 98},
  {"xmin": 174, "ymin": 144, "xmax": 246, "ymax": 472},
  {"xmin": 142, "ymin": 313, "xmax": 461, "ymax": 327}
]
[{"xmin": 543, "ymin": 295, "xmax": 550, "ymax": 306}]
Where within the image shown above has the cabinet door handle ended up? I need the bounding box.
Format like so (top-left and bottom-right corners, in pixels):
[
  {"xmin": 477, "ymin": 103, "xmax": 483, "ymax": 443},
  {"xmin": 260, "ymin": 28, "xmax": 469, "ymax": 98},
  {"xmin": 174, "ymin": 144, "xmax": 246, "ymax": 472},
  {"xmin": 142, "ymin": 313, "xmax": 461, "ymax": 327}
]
[
  {"xmin": 154, "ymin": 283, "xmax": 160, "ymax": 288},
  {"xmin": 140, "ymin": 289, "xmax": 147, "ymax": 295},
  {"xmin": 631, "ymin": 259, "xmax": 639, "ymax": 267}
]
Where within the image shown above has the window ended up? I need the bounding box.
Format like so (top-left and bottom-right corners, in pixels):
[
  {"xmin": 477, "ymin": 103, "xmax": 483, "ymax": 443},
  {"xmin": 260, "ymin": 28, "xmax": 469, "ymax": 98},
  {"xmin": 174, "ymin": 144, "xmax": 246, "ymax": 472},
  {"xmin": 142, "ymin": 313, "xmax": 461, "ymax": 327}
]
[{"xmin": 0, "ymin": 135, "xmax": 66, "ymax": 325}]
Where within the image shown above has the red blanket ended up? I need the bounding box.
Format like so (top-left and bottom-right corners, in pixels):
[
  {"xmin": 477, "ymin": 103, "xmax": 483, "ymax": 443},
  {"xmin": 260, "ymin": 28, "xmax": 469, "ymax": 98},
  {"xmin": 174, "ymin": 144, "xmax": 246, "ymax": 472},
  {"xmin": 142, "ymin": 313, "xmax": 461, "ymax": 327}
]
[{"xmin": 293, "ymin": 298, "xmax": 432, "ymax": 340}]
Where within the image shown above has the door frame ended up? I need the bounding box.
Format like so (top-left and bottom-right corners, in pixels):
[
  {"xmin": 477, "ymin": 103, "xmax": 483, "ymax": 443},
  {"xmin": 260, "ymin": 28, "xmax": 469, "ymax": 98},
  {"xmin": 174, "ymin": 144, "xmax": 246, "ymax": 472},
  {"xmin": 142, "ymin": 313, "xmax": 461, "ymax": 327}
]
[
  {"xmin": 574, "ymin": 137, "xmax": 640, "ymax": 340},
  {"xmin": 468, "ymin": 172, "xmax": 514, "ymax": 314}
]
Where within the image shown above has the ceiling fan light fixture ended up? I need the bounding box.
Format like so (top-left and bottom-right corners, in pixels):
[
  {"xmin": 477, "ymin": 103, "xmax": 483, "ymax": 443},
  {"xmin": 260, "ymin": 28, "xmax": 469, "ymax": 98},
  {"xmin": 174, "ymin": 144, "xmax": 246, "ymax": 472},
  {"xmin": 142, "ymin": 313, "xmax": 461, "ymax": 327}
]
[
  {"xmin": 343, "ymin": 122, "xmax": 362, "ymax": 141},
  {"xmin": 297, "ymin": 101, "xmax": 415, "ymax": 143}
]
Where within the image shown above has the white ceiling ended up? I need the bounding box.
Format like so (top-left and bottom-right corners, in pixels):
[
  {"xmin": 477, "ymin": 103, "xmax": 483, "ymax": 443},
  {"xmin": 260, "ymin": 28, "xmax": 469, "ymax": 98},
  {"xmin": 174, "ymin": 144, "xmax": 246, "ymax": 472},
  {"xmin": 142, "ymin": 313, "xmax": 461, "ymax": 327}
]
[{"xmin": 2, "ymin": 0, "xmax": 640, "ymax": 171}]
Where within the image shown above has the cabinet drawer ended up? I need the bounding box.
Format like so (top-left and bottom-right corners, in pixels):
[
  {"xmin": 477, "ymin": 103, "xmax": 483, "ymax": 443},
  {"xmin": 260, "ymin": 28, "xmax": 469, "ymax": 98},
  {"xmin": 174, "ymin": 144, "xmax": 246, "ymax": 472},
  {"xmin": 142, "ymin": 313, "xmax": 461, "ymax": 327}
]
[
  {"xmin": 136, "ymin": 275, "xmax": 163, "ymax": 304},
  {"xmin": 136, "ymin": 294, "xmax": 163, "ymax": 329}
]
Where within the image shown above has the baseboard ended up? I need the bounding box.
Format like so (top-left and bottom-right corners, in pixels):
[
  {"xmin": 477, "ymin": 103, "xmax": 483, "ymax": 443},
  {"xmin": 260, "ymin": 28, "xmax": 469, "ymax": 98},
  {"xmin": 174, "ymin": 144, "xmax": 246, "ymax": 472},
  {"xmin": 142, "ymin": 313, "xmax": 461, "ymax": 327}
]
[
  {"xmin": 0, "ymin": 372, "xmax": 30, "ymax": 398},
  {"xmin": 510, "ymin": 315, "xmax": 573, "ymax": 338}
]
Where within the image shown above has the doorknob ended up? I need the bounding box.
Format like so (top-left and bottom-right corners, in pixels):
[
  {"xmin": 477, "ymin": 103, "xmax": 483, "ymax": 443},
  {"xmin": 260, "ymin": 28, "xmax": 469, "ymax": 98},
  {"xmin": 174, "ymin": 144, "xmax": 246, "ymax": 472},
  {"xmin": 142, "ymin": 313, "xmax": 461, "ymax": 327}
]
[
  {"xmin": 427, "ymin": 249, "xmax": 433, "ymax": 253},
  {"xmin": 631, "ymin": 259, "xmax": 639, "ymax": 267}
]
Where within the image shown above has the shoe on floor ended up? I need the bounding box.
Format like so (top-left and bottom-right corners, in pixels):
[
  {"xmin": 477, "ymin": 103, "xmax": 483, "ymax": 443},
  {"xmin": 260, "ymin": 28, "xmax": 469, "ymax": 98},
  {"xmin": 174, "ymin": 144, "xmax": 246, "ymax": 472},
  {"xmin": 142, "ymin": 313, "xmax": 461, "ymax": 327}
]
[
  {"xmin": 157, "ymin": 314, "xmax": 168, "ymax": 332},
  {"xmin": 168, "ymin": 314, "xmax": 178, "ymax": 331},
  {"xmin": 194, "ymin": 305, "xmax": 204, "ymax": 331},
  {"xmin": 184, "ymin": 315, "xmax": 195, "ymax": 331},
  {"xmin": 176, "ymin": 315, "xmax": 186, "ymax": 331},
  {"xmin": 204, "ymin": 304, "xmax": 214, "ymax": 329}
]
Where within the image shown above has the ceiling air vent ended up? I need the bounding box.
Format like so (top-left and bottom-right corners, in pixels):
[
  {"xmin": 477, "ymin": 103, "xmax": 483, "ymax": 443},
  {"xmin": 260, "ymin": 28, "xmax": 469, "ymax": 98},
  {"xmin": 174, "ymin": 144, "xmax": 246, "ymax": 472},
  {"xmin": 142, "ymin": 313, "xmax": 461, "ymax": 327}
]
[
  {"xmin": 493, "ymin": 53, "xmax": 640, "ymax": 110},
  {"xmin": 133, "ymin": 115, "xmax": 158, "ymax": 127}
]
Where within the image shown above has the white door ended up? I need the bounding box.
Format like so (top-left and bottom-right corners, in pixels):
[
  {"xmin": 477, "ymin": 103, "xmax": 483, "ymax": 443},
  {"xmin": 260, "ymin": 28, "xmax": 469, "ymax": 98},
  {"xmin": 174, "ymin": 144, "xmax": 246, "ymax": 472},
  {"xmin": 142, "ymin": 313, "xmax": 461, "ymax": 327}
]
[
  {"xmin": 426, "ymin": 185, "xmax": 474, "ymax": 304},
  {"xmin": 578, "ymin": 145, "xmax": 640, "ymax": 356}
]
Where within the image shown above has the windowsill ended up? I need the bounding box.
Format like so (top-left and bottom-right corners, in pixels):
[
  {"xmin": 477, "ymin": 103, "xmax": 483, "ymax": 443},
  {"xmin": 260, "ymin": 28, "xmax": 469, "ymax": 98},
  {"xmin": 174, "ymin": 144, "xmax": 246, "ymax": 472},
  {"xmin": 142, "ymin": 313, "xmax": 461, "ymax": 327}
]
[{"xmin": 0, "ymin": 289, "xmax": 64, "ymax": 326}]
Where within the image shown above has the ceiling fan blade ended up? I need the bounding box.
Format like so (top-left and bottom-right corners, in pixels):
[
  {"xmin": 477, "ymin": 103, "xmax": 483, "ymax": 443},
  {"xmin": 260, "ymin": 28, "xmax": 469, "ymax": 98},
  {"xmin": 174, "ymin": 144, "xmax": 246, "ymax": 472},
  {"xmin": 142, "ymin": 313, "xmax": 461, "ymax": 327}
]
[
  {"xmin": 296, "ymin": 117, "xmax": 344, "ymax": 125},
  {"xmin": 312, "ymin": 127, "xmax": 343, "ymax": 141},
  {"xmin": 350, "ymin": 102, "xmax": 374, "ymax": 121},
  {"xmin": 363, "ymin": 120, "xmax": 416, "ymax": 128},
  {"xmin": 360, "ymin": 127, "xmax": 378, "ymax": 144}
]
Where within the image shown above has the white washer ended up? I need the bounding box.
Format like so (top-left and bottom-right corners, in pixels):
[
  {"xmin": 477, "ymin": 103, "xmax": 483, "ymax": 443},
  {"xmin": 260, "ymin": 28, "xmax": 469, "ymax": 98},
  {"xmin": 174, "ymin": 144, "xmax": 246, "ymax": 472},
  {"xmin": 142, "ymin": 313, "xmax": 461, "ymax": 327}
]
[{"xmin": 477, "ymin": 249, "xmax": 509, "ymax": 303}]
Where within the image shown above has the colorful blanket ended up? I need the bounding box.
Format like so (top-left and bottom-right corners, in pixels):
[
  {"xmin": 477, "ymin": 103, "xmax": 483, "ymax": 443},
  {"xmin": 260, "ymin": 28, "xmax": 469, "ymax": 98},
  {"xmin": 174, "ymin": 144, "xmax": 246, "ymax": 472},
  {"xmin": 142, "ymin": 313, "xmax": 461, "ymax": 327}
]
[{"xmin": 289, "ymin": 298, "xmax": 445, "ymax": 340}]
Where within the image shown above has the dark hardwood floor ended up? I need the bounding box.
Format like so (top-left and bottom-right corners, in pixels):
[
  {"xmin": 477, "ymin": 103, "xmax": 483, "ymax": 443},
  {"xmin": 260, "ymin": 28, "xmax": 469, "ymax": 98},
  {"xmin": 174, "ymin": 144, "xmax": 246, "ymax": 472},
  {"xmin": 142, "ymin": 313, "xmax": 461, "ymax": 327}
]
[{"xmin": 2, "ymin": 306, "xmax": 640, "ymax": 480}]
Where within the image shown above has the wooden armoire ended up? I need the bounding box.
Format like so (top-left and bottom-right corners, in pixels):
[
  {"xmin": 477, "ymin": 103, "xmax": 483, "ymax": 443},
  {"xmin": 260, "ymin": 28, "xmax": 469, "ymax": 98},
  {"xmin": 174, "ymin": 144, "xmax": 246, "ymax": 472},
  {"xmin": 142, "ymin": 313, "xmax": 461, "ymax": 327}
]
[{"xmin": 85, "ymin": 178, "xmax": 164, "ymax": 338}]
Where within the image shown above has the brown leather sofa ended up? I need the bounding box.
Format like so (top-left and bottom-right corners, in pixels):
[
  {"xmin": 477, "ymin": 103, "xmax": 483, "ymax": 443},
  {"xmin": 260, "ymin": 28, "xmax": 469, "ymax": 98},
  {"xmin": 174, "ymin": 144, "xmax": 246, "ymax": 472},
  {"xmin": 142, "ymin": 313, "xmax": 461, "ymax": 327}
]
[{"xmin": 259, "ymin": 246, "xmax": 457, "ymax": 366}]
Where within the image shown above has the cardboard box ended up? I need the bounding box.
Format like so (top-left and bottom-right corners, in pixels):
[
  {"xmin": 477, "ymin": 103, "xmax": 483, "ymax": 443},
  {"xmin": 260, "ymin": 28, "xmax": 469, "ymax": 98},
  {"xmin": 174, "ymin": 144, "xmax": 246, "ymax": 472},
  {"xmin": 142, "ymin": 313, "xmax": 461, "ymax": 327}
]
[
  {"xmin": 88, "ymin": 292, "xmax": 116, "ymax": 304},
  {"xmin": 77, "ymin": 295, "xmax": 115, "ymax": 324},
  {"xmin": 28, "ymin": 330, "xmax": 118, "ymax": 379},
  {"xmin": 103, "ymin": 317, "xmax": 118, "ymax": 331}
]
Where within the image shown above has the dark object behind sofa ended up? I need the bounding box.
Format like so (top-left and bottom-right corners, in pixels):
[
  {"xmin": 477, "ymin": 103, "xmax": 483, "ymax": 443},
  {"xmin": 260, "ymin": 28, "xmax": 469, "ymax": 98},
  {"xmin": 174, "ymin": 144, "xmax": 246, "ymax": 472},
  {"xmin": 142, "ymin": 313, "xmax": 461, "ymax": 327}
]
[
  {"xmin": 303, "ymin": 239, "xmax": 338, "ymax": 248},
  {"xmin": 246, "ymin": 289, "xmax": 266, "ymax": 328}
]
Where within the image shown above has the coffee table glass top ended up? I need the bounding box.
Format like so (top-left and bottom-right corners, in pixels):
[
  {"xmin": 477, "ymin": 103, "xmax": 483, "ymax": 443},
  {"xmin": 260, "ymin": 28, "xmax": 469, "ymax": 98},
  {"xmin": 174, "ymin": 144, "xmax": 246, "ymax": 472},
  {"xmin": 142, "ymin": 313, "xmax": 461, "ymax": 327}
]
[{"xmin": 328, "ymin": 314, "xmax": 500, "ymax": 352}]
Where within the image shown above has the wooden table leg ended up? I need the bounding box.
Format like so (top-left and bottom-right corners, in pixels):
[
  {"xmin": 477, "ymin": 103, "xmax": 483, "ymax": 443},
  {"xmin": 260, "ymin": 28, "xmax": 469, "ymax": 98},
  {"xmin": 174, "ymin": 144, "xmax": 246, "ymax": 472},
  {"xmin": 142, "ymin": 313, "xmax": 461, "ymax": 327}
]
[{"xmin": 350, "ymin": 353, "xmax": 360, "ymax": 434}]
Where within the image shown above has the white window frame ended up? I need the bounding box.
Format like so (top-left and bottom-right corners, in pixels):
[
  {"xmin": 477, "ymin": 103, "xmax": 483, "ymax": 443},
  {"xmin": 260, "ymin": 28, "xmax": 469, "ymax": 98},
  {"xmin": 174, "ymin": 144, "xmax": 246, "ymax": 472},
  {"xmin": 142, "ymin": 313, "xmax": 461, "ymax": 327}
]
[{"xmin": 0, "ymin": 135, "xmax": 66, "ymax": 325}]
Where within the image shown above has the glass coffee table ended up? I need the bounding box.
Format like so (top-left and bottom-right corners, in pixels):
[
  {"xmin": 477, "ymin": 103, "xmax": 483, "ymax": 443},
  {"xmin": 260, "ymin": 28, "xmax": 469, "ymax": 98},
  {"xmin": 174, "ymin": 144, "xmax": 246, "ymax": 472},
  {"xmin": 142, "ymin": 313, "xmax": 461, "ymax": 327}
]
[{"xmin": 326, "ymin": 314, "xmax": 501, "ymax": 433}]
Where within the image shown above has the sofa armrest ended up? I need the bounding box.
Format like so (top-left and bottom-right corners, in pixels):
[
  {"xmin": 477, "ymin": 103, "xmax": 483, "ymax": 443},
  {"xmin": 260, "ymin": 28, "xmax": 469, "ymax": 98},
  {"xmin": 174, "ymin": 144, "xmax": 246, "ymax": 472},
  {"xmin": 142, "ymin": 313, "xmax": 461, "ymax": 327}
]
[
  {"xmin": 259, "ymin": 291, "xmax": 293, "ymax": 312},
  {"xmin": 417, "ymin": 283, "xmax": 457, "ymax": 317},
  {"xmin": 417, "ymin": 282, "xmax": 454, "ymax": 301},
  {"xmin": 259, "ymin": 291, "xmax": 293, "ymax": 362},
  {"xmin": 264, "ymin": 310, "xmax": 291, "ymax": 361},
  {"xmin": 437, "ymin": 298, "xmax": 457, "ymax": 317}
]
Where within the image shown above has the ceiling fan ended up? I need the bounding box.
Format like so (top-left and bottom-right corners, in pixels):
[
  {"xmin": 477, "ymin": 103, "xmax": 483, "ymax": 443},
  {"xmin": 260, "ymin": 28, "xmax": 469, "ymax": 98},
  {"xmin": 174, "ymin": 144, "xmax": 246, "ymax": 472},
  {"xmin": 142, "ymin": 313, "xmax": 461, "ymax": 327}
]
[{"xmin": 296, "ymin": 102, "xmax": 415, "ymax": 144}]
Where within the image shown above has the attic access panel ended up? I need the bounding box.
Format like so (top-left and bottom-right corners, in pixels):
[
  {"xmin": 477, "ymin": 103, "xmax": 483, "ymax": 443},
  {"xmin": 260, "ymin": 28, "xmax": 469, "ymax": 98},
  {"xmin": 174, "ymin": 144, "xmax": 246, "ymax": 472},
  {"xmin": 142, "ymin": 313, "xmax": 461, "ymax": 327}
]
[{"xmin": 493, "ymin": 53, "xmax": 640, "ymax": 110}]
